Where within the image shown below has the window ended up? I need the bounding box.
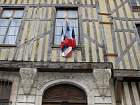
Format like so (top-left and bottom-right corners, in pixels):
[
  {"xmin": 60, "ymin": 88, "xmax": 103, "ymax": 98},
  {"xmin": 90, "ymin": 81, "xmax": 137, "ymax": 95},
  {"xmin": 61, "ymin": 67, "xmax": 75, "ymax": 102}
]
[
  {"xmin": 130, "ymin": 0, "xmax": 137, "ymax": 6},
  {"xmin": 136, "ymin": 24, "xmax": 140, "ymax": 37},
  {"xmin": 54, "ymin": 8, "xmax": 79, "ymax": 45},
  {"xmin": 0, "ymin": 8, "xmax": 24, "ymax": 45},
  {"xmin": 130, "ymin": 0, "xmax": 140, "ymax": 12},
  {"xmin": 0, "ymin": 80, "xmax": 12, "ymax": 105}
]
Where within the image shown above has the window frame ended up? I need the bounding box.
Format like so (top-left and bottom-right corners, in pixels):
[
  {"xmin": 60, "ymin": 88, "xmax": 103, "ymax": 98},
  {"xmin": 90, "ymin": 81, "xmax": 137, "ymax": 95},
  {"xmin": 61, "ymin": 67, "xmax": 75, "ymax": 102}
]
[
  {"xmin": 53, "ymin": 7, "xmax": 80, "ymax": 47},
  {"xmin": 129, "ymin": 0, "xmax": 140, "ymax": 12},
  {"xmin": 129, "ymin": 0, "xmax": 137, "ymax": 7},
  {"xmin": 0, "ymin": 7, "xmax": 24, "ymax": 47}
]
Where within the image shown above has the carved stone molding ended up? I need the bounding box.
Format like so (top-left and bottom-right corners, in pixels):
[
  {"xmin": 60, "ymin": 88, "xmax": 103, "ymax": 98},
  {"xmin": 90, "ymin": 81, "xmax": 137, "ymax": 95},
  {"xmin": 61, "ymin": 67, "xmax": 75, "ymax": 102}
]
[
  {"xmin": 20, "ymin": 68, "xmax": 37, "ymax": 95},
  {"xmin": 93, "ymin": 69, "xmax": 111, "ymax": 97}
]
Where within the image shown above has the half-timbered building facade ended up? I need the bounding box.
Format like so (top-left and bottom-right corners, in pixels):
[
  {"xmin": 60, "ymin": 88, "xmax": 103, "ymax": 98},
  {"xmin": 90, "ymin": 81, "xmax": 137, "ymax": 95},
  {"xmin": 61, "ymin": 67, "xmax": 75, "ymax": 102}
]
[{"xmin": 0, "ymin": 0, "xmax": 140, "ymax": 105}]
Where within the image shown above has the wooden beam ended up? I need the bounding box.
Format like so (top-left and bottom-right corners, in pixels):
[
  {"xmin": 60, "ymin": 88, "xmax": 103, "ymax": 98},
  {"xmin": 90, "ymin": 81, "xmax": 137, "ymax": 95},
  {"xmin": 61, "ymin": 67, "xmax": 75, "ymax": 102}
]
[
  {"xmin": 114, "ymin": 29, "xmax": 135, "ymax": 33},
  {"xmin": 132, "ymin": 6, "xmax": 140, "ymax": 12},
  {"xmin": 98, "ymin": 12, "xmax": 111, "ymax": 15},
  {"xmin": 114, "ymin": 80, "xmax": 122, "ymax": 105},
  {"xmin": 111, "ymin": 16, "xmax": 140, "ymax": 21},
  {"xmin": 0, "ymin": 61, "xmax": 113, "ymax": 72},
  {"xmin": 110, "ymin": 0, "xmax": 128, "ymax": 14},
  {"xmin": 104, "ymin": 53, "xmax": 118, "ymax": 57},
  {"xmin": 0, "ymin": 4, "xmax": 96, "ymax": 8},
  {"xmin": 99, "ymin": 21, "xmax": 113, "ymax": 24},
  {"xmin": 113, "ymin": 69, "xmax": 140, "ymax": 78}
]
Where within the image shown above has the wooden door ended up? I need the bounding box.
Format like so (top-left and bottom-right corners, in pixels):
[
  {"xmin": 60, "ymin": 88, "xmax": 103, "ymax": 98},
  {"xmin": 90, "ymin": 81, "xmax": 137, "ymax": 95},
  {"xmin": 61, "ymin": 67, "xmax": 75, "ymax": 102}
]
[{"xmin": 42, "ymin": 84, "xmax": 87, "ymax": 105}]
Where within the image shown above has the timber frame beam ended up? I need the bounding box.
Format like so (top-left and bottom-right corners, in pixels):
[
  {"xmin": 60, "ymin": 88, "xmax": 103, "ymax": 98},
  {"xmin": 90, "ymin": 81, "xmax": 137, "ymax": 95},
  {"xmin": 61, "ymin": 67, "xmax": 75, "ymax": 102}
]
[
  {"xmin": 0, "ymin": 4, "xmax": 96, "ymax": 8},
  {"xmin": 113, "ymin": 70, "xmax": 140, "ymax": 105},
  {"xmin": 113, "ymin": 69, "xmax": 140, "ymax": 81},
  {"xmin": 113, "ymin": 69, "xmax": 140, "ymax": 78},
  {"xmin": 0, "ymin": 61, "xmax": 112, "ymax": 72},
  {"xmin": 114, "ymin": 79, "xmax": 122, "ymax": 105}
]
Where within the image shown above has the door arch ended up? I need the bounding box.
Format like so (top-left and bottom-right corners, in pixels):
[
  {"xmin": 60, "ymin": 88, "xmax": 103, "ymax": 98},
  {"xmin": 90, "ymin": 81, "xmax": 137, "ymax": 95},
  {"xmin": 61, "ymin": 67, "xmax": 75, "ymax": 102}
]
[{"xmin": 42, "ymin": 84, "xmax": 87, "ymax": 105}]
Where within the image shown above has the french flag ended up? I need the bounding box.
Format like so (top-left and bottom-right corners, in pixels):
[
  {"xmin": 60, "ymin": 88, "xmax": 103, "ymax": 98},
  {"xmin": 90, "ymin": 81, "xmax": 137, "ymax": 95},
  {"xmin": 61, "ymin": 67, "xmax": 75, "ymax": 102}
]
[{"xmin": 60, "ymin": 21, "xmax": 76, "ymax": 57}]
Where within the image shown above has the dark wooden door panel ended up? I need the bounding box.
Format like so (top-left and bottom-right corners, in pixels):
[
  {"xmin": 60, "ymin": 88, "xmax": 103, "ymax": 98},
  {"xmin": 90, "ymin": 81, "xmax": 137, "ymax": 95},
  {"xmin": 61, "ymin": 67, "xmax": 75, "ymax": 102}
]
[
  {"xmin": 42, "ymin": 103, "xmax": 86, "ymax": 105},
  {"xmin": 42, "ymin": 84, "xmax": 87, "ymax": 105}
]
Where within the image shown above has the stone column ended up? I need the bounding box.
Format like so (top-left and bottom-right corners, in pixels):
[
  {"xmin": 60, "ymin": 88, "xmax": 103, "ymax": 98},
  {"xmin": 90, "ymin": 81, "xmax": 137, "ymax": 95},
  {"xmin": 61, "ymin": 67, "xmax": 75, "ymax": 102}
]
[{"xmin": 19, "ymin": 68, "xmax": 37, "ymax": 95}]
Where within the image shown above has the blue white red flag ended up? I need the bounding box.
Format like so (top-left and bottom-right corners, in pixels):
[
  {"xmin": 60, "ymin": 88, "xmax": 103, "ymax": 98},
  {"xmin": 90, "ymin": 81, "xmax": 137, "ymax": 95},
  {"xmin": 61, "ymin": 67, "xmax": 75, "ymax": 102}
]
[
  {"xmin": 60, "ymin": 27, "xmax": 64, "ymax": 42},
  {"xmin": 60, "ymin": 21, "xmax": 76, "ymax": 57},
  {"xmin": 71, "ymin": 27, "xmax": 76, "ymax": 48}
]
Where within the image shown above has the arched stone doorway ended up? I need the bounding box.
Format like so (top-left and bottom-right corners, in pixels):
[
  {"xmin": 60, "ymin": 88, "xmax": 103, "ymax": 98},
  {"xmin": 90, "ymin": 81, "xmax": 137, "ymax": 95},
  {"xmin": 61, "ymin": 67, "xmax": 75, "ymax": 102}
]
[{"xmin": 42, "ymin": 84, "xmax": 87, "ymax": 105}]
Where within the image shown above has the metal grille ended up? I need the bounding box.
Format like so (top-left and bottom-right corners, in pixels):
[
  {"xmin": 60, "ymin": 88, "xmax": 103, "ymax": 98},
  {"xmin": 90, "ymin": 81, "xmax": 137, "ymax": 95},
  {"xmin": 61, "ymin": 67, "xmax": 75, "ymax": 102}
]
[{"xmin": 0, "ymin": 80, "xmax": 12, "ymax": 105}]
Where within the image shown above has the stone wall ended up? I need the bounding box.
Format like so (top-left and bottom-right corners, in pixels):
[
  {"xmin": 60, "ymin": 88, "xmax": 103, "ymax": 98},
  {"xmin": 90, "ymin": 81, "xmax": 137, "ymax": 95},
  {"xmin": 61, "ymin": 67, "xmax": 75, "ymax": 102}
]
[{"xmin": 0, "ymin": 70, "xmax": 114, "ymax": 105}]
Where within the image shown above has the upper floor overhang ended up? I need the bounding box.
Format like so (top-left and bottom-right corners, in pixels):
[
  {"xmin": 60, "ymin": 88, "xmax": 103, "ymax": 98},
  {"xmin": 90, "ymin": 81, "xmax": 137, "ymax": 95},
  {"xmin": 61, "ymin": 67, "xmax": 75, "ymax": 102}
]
[
  {"xmin": 0, "ymin": 61, "xmax": 139, "ymax": 80},
  {"xmin": 0, "ymin": 60, "xmax": 112, "ymax": 72}
]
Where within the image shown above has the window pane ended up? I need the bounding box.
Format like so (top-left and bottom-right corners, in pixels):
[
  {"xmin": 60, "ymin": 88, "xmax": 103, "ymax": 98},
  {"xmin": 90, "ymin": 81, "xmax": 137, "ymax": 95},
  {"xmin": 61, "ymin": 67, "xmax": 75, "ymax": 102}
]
[
  {"xmin": 130, "ymin": 0, "xmax": 137, "ymax": 6},
  {"xmin": 5, "ymin": 35, "xmax": 16, "ymax": 44},
  {"xmin": 75, "ymin": 35, "xmax": 78, "ymax": 44},
  {"xmin": 55, "ymin": 27, "xmax": 63, "ymax": 35},
  {"xmin": 10, "ymin": 19, "xmax": 21, "ymax": 26},
  {"xmin": 55, "ymin": 19, "xmax": 65, "ymax": 27},
  {"xmin": 68, "ymin": 19, "xmax": 78, "ymax": 27},
  {"xmin": 0, "ymin": 36, "xmax": 4, "ymax": 44},
  {"xmin": 13, "ymin": 10, "xmax": 24, "ymax": 18},
  {"xmin": 75, "ymin": 28, "xmax": 78, "ymax": 36},
  {"xmin": 68, "ymin": 11, "xmax": 78, "ymax": 18},
  {"xmin": 0, "ymin": 27, "xmax": 7, "ymax": 35},
  {"xmin": 70, "ymin": 27, "xmax": 78, "ymax": 36},
  {"xmin": 0, "ymin": 19, "xmax": 10, "ymax": 26},
  {"xmin": 54, "ymin": 36, "xmax": 61, "ymax": 45},
  {"xmin": 2, "ymin": 10, "xmax": 13, "ymax": 18},
  {"xmin": 56, "ymin": 10, "xmax": 65, "ymax": 18},
  {"xmin": 66, "ymin": 27, "xmax": 78, "ymax": 37},
  {"xmin": 7, "ymin": 27, "xmax": 19, "ymax": 35}
]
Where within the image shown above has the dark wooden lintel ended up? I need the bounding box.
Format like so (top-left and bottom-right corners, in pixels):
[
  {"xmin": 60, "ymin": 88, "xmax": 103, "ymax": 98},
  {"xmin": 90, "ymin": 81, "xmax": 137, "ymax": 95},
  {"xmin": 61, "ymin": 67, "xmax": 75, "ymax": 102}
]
[
  {"xmin": 0, "ymin": 61, "xmax": 112, "ymax": 72},
  {"xmin": 98, "ymin": 12, "xmax": 111, "ymax": 15},
  {"xmin": 113, "ymin": 69, "xmax": 140, "ymax": 78},
  {"xmin": 0, "ymin": 4, "xmax": 96, "ymax": 8},
  {"xmin": 104, "ymin": 53, "xmax": 118, "ymax": 57},
  {"xmin": 114, "ymin": 80, "xmax": 122, "ymax": 105},
  {"xmin": 99, "ymin": 21, "xmax": 113, "ymax": 24},
  {"xmin": 132, "ymin": 6, "xmax": 140, "ymax": 12}
]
